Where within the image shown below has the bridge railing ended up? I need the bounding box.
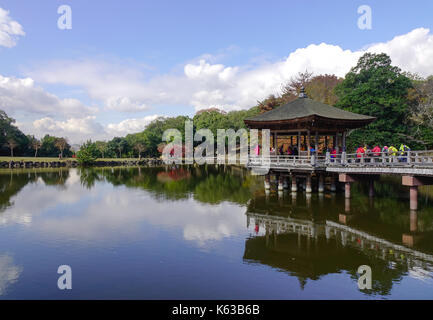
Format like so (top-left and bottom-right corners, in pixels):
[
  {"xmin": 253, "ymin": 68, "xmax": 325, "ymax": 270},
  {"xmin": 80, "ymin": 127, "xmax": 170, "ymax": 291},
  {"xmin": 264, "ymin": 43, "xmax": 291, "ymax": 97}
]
[
  {"xmin": 326, "ymin": 150, "xmax": 433, "ymax": 167},
  {"xmin": 248, "ymin": 154, "xmax": 327, "ymax": 168},
  {"xmin": 246, "ymin": 150, "xmax": 433, "ymax": 169}
]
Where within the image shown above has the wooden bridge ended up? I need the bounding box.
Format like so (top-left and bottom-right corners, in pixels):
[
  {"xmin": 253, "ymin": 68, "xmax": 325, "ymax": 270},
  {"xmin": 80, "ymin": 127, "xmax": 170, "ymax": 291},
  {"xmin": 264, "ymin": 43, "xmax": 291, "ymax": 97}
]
[
  {"xmin": 248, "ymin": 150, "xmax": 433, "ymax": 175},
  {"xmin": 247, "ymin": 150, "xmax": 433, "ymax": 211}
]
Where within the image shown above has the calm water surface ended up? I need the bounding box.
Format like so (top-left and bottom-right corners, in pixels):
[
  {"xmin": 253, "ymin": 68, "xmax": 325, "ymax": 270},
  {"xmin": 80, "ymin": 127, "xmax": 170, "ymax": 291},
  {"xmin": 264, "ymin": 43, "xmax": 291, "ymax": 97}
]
[{"xmin": 0, "ymin": 166, "xmax": 433, "ymax": 299}]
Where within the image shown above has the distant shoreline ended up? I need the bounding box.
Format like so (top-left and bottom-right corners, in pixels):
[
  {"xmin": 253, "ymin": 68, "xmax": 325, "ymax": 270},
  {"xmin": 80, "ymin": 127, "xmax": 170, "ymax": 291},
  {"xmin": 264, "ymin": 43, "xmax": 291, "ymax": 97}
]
[{"xmin": 0, "ymin": 157, "xmax": 163, "ymax": 169}]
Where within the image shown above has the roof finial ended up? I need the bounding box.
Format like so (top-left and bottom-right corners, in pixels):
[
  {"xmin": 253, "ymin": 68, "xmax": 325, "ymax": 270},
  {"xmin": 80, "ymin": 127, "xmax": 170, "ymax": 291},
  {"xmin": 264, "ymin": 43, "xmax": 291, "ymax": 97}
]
[{"xmin": 299, "ymin": 86, "xmax": 307, "ymax": 98}]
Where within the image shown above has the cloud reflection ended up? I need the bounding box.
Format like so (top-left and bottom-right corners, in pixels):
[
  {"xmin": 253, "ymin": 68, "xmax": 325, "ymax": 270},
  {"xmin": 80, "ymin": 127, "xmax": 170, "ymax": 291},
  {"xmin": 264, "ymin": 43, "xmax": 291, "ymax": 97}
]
[{"xmin": 0, "ymin": 254, "xmax": 22, "ymax": 296}]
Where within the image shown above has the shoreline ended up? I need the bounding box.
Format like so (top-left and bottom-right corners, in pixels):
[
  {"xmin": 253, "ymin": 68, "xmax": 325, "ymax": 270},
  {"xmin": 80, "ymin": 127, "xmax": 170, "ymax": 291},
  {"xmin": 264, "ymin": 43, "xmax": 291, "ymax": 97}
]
[{"xmin": 0, "ymin": 158, "xmax": 164, "ymax": 169}]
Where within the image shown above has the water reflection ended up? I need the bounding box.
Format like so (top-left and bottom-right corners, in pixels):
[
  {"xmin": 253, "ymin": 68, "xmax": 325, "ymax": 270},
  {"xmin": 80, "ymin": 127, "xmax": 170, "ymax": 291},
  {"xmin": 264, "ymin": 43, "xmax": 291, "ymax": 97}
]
[
  {"xmin": 0, "ymin": 167, "xmax": 433, "ymax": 298},
  {"xmin": 245, "ymin": 191, "xmax": 433, "ymax": 296},
  {"xmin": 0, "ymin": 254, "xmax": 22, "ymax": 295}
]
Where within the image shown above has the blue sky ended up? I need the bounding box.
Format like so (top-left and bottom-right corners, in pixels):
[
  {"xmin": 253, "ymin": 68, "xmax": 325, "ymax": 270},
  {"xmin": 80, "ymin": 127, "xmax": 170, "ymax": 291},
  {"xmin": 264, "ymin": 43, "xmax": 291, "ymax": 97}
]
[{"xmin": 1, "ymin": 0, "xmax": 433, "ymax": 143}]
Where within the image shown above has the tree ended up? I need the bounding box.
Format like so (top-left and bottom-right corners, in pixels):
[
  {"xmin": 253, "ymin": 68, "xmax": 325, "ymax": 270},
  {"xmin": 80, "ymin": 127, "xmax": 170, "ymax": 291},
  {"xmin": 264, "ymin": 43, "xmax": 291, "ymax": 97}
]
[
  {"xmin": 133, "ymin": 143, "xmax": 146, "ymax": 159},
  {"xmin": 305, "ymin": 74, "xmax": 342, "ymax": 105},
  {"xmin": 40, "ymin": 135, "xmax": 72, "ymax": 157},
  {"xmin": 0, "ymin": 110, "xmax": 30, "ymax": 156},
  {"xmin": 54, "ymin": 137, "xmax": 68, "ymax": 158},
  {"xmin": 334, "ymin": 53, "xmax": 414, "ymax": 150},
  {"xmin": 30, "ymin": 136, "xmax": 42, "ymax": 157},
  {"xmin": 77, "ymin": 141, "xmax": 98, "ymax": 166},
  {"xmin": 281, "ymin": 70, "xmax": 314, "ymax": 98},
  {"xmin": 95, "ymin": 141, "xmax": 108, "ymax": 158},
  {"xmin": 5, "ymin": 138, "xmax": 17, "ymax": 157}
]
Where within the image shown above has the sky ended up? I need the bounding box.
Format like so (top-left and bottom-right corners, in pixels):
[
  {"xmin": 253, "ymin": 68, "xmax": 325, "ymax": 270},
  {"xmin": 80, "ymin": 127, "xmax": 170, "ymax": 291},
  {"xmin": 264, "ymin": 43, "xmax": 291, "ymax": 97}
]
[{"xmin": 1, "ymin": 0, "xmax": 433, "ymax": 144}]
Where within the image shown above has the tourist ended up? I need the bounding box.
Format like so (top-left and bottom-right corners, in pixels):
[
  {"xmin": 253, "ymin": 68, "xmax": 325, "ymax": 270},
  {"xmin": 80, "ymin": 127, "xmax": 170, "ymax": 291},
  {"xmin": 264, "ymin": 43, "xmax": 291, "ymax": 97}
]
[
  {"xmin": 356, "ymin": 145, "xmax": 365, "ymax": 159},
  {"xmin": 399, "ymin": 144, "xmax": 411, "ymax": 162},
  {"xmin": 372, "ymin": 145, "xmax": 381, "ymax": 157},
  {"xmin": 287, "ymin": 146, "xmax": 293, "ymax": 155},
  {"xmin": 254, "ymin": 144, "xmax": 261, "ymax": 156},
  {"xmin": 330, "ymin": 147, "xmax": 337, "ymax": 162},
  {"xmin": 293, "ymin": 146, "xmax": 299, "ymax": 156},
  {"xmin": 388, "ymin": 145, "xmax": 398, "ymax": 159}
]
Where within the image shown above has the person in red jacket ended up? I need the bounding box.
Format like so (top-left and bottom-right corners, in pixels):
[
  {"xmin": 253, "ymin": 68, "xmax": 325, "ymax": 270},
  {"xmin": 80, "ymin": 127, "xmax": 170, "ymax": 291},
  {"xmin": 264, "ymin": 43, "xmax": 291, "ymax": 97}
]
[
  {"xmin": 372, "ymin": 145, "xmax": 381, "ymax": 157},
  {"xmin": 356, "ymin": 146, "xmax": 365, "ymax": 161}
]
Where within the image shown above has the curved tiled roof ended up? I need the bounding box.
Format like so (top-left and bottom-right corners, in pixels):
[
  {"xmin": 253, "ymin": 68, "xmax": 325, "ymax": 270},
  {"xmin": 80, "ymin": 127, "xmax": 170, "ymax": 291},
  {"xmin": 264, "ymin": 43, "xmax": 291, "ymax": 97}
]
[{"xmin": 245, "ymin": 97, "xmax": 375, "ymax": 122}]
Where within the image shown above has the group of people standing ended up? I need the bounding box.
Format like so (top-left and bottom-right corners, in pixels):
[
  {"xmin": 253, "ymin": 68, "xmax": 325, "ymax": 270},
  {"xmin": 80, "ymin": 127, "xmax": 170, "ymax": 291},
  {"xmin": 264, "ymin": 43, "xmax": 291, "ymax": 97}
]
[{"xmin": 355, "ymin": 144, "xmax": 411, "ymax": 161}]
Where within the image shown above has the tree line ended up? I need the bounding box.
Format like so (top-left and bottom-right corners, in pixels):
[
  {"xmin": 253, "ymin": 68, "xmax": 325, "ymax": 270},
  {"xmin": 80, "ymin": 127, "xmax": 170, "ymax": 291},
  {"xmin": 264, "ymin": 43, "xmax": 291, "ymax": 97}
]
[
  {"xmin": 2, "ymin": 52, "xmax": 433, "ymax": 160},
  {"xmin": 0, "ymin": 111, "xmax": 72, "ymax": 157}
]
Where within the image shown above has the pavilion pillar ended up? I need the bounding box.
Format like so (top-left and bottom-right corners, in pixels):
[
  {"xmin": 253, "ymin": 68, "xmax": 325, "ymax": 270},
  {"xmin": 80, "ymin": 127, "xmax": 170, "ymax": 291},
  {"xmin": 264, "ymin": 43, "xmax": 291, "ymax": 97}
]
[
  {"xmin": 307, "ymin": 130, "xmax": 311, "ymax": 157},
  {"xmin": 342, "ymin": 131, "xmax": 347, "ymax": 152},
  {"xmin": 273, "ymin": 132, "xmax": 277, "ymax": 152},
  {"xmin": 315, "ymin": 131, "xmax": 319, "ymax": 156},
  {"xmin": 336, "ymin": 132, "xmax": 340, "ymax": 154},
  {"xmin": 325, "ymin": 135, "xmax": 328, "ymax": 151},
  {"xmin": 297, "ymin": 131, "xmax": 301, "ymax": 154}
]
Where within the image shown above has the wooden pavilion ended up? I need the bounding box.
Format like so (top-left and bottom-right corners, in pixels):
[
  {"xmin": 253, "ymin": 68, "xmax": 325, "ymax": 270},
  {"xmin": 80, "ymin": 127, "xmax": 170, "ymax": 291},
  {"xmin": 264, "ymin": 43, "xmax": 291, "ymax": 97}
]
[{"xmin": 244, "ymin": 88, "xmax": 375, "ymax": 157}]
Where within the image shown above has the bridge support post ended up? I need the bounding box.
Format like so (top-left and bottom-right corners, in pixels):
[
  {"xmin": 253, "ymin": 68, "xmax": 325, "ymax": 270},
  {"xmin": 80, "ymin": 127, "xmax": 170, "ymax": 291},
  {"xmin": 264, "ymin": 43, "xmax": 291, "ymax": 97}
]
[
  {"xmin": 291, "ymin": 175, "xmax": 297, "ymax": 192},
  {"xmin": 410, "ymin": 186, "xmax": 418, "ymax": 211},
  {"xmin": 306, "ymin": 174, "xmax": 312, "ymax": 193},
  {"xmin": 369, "ymin": 180, "xmax": 374, "ymax": 198},
  {"xmin": 330, "ymin": 176, "xmax": 337, "ymax": 192},
  {"xmin": 264, "ymin": 174, "xmax": 270, "ymax": 190},
  {"xmin": 278, "ymin": 174, "xmax": 284, "ymax": 191},
  {"xmin": 283, "ymin": 176, "xmax": 289, "ymax": 189},
  {"xmin": 318, "ymin": 174, "xmax": 324, "ymax": 193},
  {"xmin": 344, "ymin": 182, "xmax": 351, "ymax": 199}
]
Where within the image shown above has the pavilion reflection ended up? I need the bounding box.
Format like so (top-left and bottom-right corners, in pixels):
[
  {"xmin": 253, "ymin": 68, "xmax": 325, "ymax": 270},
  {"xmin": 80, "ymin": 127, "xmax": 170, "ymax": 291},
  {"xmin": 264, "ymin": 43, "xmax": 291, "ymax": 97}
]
[{"xmin": 243, "ymin": 193, "xmax": 433, "ymax": 295}]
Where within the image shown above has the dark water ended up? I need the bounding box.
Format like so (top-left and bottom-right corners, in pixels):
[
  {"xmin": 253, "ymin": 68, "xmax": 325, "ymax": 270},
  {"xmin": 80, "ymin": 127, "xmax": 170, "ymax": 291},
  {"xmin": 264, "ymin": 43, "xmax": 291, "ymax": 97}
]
[{"xmin": 0, "ymin": 166, "xmax": 433, "ymax": 299}]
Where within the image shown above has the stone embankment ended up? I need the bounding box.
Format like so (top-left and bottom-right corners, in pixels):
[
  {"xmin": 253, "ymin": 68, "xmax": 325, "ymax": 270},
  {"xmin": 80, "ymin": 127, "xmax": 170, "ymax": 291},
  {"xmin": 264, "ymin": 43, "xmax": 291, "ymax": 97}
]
[{"xmin": 0, "ymin": 158, "xmax": 164, "ymax": 169}]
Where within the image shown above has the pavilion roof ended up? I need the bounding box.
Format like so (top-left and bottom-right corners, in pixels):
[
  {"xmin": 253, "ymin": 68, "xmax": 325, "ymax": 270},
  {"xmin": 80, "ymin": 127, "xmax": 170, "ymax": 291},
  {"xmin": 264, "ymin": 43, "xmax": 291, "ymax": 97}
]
[{"xmin": 245, "ymin": 96, "xmax": 375, "ymax": 123}]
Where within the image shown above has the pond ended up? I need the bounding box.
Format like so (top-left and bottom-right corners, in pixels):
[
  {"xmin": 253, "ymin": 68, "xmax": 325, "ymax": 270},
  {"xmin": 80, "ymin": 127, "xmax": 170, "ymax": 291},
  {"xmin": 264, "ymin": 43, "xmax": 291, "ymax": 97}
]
[{"xmin": 0, "ymin": 166, "xmax": 432, "ymax": 299}]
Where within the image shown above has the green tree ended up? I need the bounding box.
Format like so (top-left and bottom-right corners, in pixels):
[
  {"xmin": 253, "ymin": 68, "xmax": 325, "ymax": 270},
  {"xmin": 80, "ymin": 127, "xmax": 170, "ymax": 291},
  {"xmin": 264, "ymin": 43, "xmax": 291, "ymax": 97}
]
[
  {"xmin": 95, "ymin": 141, "xmax": 108, "ymax": 158},
  {"xmin": 335, "ymin": 53, "xmax": 414, "ymax": 150},
  {"xmin": 77, "ymin": 140, "xmax": 98, "ymax": 166},
  {"xmin": 0, "ymin": 110, "xmax": 30, "ymax": 156}
]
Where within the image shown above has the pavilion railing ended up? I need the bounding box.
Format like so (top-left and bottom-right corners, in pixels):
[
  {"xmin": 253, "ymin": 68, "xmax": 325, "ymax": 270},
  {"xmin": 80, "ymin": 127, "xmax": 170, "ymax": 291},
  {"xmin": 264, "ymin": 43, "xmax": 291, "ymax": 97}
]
[{"xmin": 248, "ymin": 154, "xmax": 327, "ymax": 168}]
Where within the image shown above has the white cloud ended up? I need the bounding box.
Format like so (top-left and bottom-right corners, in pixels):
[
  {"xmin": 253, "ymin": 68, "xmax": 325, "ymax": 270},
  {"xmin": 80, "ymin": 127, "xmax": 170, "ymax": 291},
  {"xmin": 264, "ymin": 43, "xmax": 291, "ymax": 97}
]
[
  {"xmin": 0, "ymin": 8, "xmax": 24, "ymax": 48},
  {"xmin": 367, "ymin": 28, "xmax": 433, "ymax": 77},
  {"xmin": 106, "ymin": 115, "xmax": 159, "ymax": 137},
  {"xmin": 29, "ymin": 28, "xmax": 433, "ymax": 114},
  {"xmin": 0, "ymin": 74, "xmax": 96, "ymax": 118},
  {"xmin": 18, "ymin": 114, "xmax": 161, "ymax": 144}
]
